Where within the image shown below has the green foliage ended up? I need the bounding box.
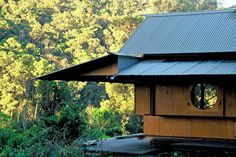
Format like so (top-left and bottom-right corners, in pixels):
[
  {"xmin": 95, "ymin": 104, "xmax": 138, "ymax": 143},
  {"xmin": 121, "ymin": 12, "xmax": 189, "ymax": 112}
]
[
  {"xmin": 0, "ymin": 112, "xmax": 13, "ymax": 149},
  {"xmin": 42, "ymin": 104, "xmax": 87, "ymax": 140},
  {"xmin": 79, "ymin": 82, "xmax": 108, "ymax": 107},
  {"xmin": 0, "ymin": 111, "xmax": 11, "ymax": 127},
  {"xmin": 125, "ymin": 115, "xmax": 143, "ymax": 134},
  {"xmin": 37, "ymin": 80, "xmax": 72, "ymax": 116},
  {"xmin": 86, "ymin": 104, "xmax": 123, "ymax": 139},
  {"xmin": 146, "ymin": 0, "xmax": 218, "ymax": 13},
  {"xmin": 0, "ymin": 105, "xmax": 85, "ymax": 157}
]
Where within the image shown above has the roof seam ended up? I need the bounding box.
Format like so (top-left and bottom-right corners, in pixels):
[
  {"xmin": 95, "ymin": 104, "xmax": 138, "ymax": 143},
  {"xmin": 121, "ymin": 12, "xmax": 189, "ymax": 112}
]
[
  {"xmin": 204, "ymin": 61, "xmax": 223, "ymax": 74},
  {"xmin": 176, "ymin": 14, "xmax": 202, "ymax": 52},
  {"xmin": 181, "ymin": 62, "xmax": 201, "ymax": 74},
  {"xmin": 156, "ymin": 16, "xmax": 183, "ymax": 53},
  {"xmin": 118, "ymin": 17, "xmax": 147, "ymax": 54},
  {"xmin": 138, "ymin": 17, "xmax": 167, "ymax": 54},
  {"xmin": 159, "ymin": 62, "xmax": 180, "ymax": 74},
  {"xmin": 138, "ymin": 60, "xmax": 164, "ymax": 75},
  {"xmin": 197, "ymin": 13, "xmax": 223, "ymax": 52},
  {"xmin": 232, "ymin": 63, "xmax": 236, "ymax": 74}
]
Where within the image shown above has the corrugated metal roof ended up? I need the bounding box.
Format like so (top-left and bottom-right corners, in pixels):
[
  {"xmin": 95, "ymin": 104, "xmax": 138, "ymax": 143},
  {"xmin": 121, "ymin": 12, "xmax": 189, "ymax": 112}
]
[
  {"xmin": 119, "ymin": 10, "xmax": 236, "ymax": 55},
  {"xmin": 118, "ymin": 60, "xmax": 236, "ymax": 76}
]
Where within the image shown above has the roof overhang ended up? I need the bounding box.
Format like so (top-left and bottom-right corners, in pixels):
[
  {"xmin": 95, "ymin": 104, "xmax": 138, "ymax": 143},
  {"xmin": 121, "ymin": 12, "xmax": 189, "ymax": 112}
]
[
  {"xmin": 36, "ymin": 54, "xmax": 118, "ymax": 82},
  {"xmin": 36, "ymin": 53, "xmax": 141, "ymax": 83}
]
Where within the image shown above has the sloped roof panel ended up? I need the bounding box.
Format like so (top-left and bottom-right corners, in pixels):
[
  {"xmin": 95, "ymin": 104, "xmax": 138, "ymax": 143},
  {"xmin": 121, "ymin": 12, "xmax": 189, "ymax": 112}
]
[
  {"xmin": 117, "ymin": 60, "xmax": 158, "ymax": 75},
  {"xmin": 141, "ymin": 61, "xmax": 179, "ymax": 75},
  {"xmin": 120, "ymin": 17, "xmax": 165, "ymax": 54},
  {"xmin": 118, "ymin": 60, "xmax": 236, "ymax": 76},
  {"xmin": 119, "ymin": 10, "xmax": 236, "ymax": 55}
]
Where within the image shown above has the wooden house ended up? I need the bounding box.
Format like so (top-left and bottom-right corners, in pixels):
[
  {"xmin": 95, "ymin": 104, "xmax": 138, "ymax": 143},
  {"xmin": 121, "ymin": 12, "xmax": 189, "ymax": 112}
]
[{"xmin": 38, "ymin": 10, "xmax": 236, "ymax": 140}]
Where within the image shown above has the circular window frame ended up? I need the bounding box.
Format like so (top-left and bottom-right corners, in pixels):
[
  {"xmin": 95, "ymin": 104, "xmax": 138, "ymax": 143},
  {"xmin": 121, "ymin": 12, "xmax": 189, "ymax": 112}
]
[{"xmin": 190, "ymin": 83, "xmax": 219, "ymax": 110}]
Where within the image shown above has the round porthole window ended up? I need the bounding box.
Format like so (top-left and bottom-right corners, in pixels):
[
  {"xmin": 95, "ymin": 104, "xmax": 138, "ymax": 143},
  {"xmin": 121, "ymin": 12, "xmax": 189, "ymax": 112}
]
[{"xmin": 190, "ymin": 83, "xmax": 217, "ymax": 110}]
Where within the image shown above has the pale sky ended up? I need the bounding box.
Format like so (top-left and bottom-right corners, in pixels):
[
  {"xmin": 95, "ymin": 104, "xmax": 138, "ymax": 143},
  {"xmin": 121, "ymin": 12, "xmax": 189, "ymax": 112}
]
[{"xmin": 220, "ymin": 0, "xmax": 236, "ymax": 8}]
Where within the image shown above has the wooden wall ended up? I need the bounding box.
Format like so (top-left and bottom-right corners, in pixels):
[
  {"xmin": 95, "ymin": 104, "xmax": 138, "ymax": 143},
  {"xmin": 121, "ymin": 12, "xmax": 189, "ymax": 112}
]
[
  {"xmin": 134, "ymin": 84, "xmax": 236, "ymax": 139},
  {"xmin": 134, "ymin": 84, "xmax": 236, "ymax": 117},
  {"xmin": 225, "ymin": 87, "xmax": 236, "ymax": 117},
  {"xmin": 144, "ymin": 116, "xmax": 236, "ymax": 139},
  {"xmin": 80, "ymin": 63, "xmax": 117, "ymax": 76},
  {"xmin": 135, "ymin": 85, "xmax": 150, "ymax": 115},
  {"xmin": 155, "ymin": 84, "xmax": 224, "ymax": 116}
]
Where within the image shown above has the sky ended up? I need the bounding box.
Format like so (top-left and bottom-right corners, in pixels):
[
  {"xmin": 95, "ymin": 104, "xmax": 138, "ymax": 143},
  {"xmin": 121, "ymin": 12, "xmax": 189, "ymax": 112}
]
[{"xmin": 220, "ymin": 0, "xmax": 236, "ymax": 8}]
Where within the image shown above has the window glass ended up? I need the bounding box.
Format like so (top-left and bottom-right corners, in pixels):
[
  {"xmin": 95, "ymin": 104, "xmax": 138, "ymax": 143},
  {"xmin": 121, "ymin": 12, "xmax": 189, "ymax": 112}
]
[{"xmin": 190, "ymin": 84, "xmax": 217, "ymax": 110}]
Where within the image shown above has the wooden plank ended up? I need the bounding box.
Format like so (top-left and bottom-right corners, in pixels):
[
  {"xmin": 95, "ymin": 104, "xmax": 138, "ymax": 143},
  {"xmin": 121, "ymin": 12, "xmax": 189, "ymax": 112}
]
[
  {"xmin": 235, "ymin": 121, "xmax": 236, "ymax": 137},
  {"xmin": 144, "ymin": 116, "xmax": 160, "ymax": 135},
  {"xmin": 135, "ymin": 85, "xmax": 150, "ymax": 115},
  {"xmin": 191, "ymin": 119, "xmax": 228, "ymax": 138},
  {"xmin": 159, "ymin": 116, "xmax": 191, "ymax": 137},
  {"xmin": 227, "ymin": 120, "xmax": 235, "ymax": 138},
  {"xmin": 80, "ymin": 63, "xmax": 117, "ymax": 76},
  {"xmin": 155, "ymin": 85, "xmax": 189, "ymax": 115},
  {"xmin": 225, "ymin": 87, "xmax": 236, "ymax": 117},
  {"xmin": 144, "ymin": 116, "xmax": 236, "ymax": 139}
]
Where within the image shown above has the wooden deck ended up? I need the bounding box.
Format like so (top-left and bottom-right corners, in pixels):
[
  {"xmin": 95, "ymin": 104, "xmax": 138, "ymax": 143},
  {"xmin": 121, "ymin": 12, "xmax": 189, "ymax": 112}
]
[
  {"xmin": 83, "ymin": 135, "xmax": 236, "ymax": 156},
  {"xmin": 83, "ymin": 134, "xmax": 158, "ymax": 155}
]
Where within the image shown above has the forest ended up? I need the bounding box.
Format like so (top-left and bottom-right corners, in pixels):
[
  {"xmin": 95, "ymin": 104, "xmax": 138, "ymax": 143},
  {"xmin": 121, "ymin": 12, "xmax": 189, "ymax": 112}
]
[{"xmin": 0, "ymin": 0, "xmax": 221, "ymax": 156}]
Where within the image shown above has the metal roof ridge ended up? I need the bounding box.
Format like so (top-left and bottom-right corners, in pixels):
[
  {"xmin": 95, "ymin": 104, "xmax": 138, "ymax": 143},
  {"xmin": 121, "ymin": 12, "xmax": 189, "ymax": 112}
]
[{"xmin": 142, "ymin": 9, "xmax": 234, "ymax": 18}]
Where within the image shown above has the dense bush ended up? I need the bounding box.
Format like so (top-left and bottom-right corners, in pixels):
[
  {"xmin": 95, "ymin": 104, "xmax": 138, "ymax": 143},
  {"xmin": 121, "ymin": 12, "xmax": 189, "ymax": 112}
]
[
  {"xmin": 125, "ymin": 115, "xmax": 143, "ymax": 134},
  {"xmin": 0, "ymin": 105, "xmax": 86, "ymax": 157},
  {"xmin": 85, "ymin": 104, "xmax": 123, "ymax": 139}
]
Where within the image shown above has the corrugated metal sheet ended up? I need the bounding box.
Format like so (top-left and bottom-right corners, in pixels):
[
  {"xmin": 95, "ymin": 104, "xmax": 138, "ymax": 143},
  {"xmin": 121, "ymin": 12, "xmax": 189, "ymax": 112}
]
[
  {"xmin": 118, "ymin": 60, "xmax": 236, "ymax": 76},
  {"xmin": 119, "ymin": 10, "xmax": 236, "ymax": 55}
]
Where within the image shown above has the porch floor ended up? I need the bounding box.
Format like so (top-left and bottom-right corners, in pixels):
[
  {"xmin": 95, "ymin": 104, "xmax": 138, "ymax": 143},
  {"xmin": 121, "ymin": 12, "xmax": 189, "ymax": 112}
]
[
  {"xmin": 83, "ymin": 134, "xmax": 236, "ymax": 156},
  {"xmin": 83, "ymin": 134, "xmax": 158, "ymax": 155}
]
